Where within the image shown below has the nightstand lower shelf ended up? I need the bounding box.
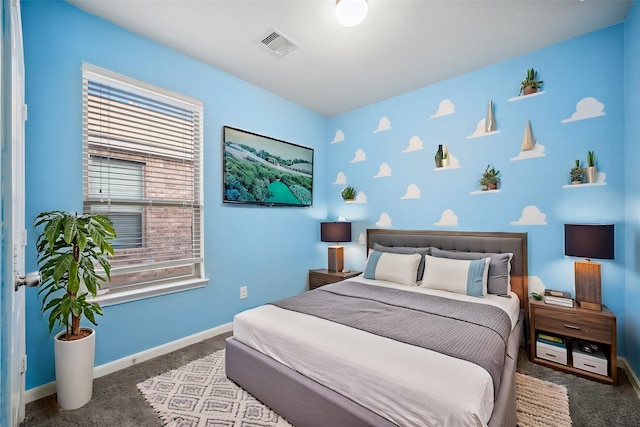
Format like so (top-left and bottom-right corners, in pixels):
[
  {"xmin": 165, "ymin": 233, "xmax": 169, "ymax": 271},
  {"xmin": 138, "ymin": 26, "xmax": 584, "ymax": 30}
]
[{"xmin": 529, "ymin": 299, "xmax": 617, "ymax": 385}]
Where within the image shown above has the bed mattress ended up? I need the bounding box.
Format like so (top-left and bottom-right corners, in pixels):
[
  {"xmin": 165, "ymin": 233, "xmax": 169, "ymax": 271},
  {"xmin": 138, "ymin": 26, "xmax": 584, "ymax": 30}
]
[{"xmin": 232, "ymin": 277, "xmax": 521, "ymax": 427}]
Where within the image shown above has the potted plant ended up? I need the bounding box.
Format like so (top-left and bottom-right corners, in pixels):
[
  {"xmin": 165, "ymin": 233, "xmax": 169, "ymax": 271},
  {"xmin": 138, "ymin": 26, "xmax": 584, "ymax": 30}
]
[
  {"xmin": 585, "ymin": 150, "xmax": 597, "ymax": 184},
  {"xmin": 519, "ymin": 68, "xmax": 544, "ymax": 96},
  {"xmin": 341, "ymin": 185, "xmax": 356, "ymax": 202},
  {"xmin": 479, "ymin": 165, "xmax": 501, "ymax": 190},
  {"xmin": 570, "ymin": 159, "xmax": 584, "ymax": 184},
  {"xmin": 34, "ymin": 210, "xmax": 116, "ymax": 410}
]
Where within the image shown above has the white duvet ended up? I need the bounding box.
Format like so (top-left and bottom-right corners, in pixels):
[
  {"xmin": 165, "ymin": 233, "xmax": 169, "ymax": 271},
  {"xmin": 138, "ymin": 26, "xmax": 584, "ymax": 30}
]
[{"xmin": 232, "ymin": 277, "xmax": 520, "ymax": 427}]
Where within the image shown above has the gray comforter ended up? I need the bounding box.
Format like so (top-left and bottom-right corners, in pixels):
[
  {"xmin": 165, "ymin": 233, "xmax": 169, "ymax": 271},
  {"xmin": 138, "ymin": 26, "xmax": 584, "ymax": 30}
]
[{"xmin": 271, "ymin": 280, "xmax": 512, "ymax": 396}]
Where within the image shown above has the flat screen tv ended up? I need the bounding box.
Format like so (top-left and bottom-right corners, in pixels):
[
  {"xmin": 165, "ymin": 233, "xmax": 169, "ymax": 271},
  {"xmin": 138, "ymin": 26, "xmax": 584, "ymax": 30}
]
[{"xmin": 223, "ymin": 126, "xmax": 314, "ymax": 207}]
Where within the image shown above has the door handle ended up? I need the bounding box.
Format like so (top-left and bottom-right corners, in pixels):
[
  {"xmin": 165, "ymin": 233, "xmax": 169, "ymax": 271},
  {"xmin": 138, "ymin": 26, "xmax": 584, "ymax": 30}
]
[{"xmin": 15, "ymin": 271, "xmax": 41, "ymax": 291}]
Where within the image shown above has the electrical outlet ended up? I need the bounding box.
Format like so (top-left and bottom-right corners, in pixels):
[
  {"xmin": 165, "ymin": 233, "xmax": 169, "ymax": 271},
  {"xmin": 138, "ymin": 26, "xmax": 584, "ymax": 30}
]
[{"xmin": 240, "ymin": 286, "xmax": 248, "ymax": 299}]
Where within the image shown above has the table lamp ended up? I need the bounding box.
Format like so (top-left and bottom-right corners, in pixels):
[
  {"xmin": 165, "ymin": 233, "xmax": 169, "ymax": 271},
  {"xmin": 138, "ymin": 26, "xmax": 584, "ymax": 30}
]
[
  {"xmin": 320, "ymin": 221, "xmax": 352, "ymax": 272},
  {"xmin": 564, "ymin": 224, "xmax": 614, "ymax": 311}
]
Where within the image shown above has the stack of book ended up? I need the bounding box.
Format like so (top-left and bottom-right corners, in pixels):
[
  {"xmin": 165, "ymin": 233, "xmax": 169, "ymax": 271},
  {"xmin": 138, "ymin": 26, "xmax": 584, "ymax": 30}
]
[
  {"xmin": 543, "ymin": 289, "xmax": 574, "ymax": 307},
  {"xmin": 537, "ymin": 333, "xmax": 567, "ymax": 349}
]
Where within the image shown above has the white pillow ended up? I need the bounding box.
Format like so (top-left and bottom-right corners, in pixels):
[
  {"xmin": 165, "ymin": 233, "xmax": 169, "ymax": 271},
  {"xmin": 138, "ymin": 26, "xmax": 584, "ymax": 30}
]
[
  {"xmin": 421, "ymin": 254, "xmax": 490, "ymax": 298},
  {"xmin": 363, "ymin": 251, "xmax": 421, "ymax": 286}
]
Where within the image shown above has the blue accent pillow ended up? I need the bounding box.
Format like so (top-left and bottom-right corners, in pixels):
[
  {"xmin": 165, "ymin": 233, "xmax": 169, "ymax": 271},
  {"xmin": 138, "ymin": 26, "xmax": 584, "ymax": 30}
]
[
  {"xmin": 363, "ymin": 251, "xmax": 422, "ymax": 286},
  {"xmin": 429, "ymin": 248, "xmax": 512, "ymax": 295},
  {"xmin": 421, "ymin": 255, "xmax": 490, "ymax": 298}
]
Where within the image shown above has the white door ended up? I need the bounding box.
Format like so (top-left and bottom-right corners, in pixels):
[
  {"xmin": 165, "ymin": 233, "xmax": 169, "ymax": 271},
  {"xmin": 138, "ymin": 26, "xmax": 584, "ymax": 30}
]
[{"xmin": 2, "ymin": 0, "xmax": 27, "ymax": 425}]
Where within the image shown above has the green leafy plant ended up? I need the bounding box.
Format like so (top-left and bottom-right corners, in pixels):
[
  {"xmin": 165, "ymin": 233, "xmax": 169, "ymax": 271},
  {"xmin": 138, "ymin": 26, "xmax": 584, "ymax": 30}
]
[
  {"xmin": 570, "ymin": 159, "xmax": 584, "ymax": 182},
  {"xmin": 341, "ymin": 185, "xmax": 356, "ymax": 201},
  {"xmin": 35, "ymin": 211, "xmax": 116, "ymax": 339},
  {"xmin": 519, "ymin": 68, "xmax": 544, "ymax": 95},
  {"xmin": 479, "ymin": 165, "xmax": 501, "ymax": 188},
  {"xmin": 587, "ymin": 151, "xmax": 596, "ymax": 167}
]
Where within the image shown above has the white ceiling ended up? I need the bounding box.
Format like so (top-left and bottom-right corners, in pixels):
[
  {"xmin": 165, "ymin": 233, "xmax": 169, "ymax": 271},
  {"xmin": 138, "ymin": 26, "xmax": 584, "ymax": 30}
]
[{"xmin": 67, "ymin": 0, "xmax": 632, "ymax": 117}]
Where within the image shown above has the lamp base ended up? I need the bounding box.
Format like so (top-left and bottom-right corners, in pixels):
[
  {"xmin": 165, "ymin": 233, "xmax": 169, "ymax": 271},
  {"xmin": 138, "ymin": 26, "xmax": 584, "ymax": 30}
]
[
  {"xmin": 327, "ymin": 245, "xmax": 344, "ymax": 272},
  {"xmin": 574, "ymin": 260, "xmax": 602, "ymax": 311}
]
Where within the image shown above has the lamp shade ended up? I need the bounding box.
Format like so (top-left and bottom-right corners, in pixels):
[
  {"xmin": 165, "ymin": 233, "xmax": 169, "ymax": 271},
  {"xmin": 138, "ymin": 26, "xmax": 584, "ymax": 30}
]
[
  {"xmin": 564, "ymin": 224, "xmax": 614, "ymax": 260},
  {"xmin": 320, "ymin": 221, "xmax": 352, "ymax": 243}
]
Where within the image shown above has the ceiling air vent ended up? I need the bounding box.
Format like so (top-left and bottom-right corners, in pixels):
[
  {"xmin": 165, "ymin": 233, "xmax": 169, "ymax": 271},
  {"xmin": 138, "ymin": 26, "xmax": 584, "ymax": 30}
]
[{"xmin": 260, "ymin": 29, "xmax": 299, "ymax": 58}]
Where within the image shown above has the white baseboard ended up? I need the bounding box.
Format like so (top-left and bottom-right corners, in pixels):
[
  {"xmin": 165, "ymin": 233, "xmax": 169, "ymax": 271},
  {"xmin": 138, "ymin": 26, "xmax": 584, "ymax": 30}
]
[
  {"xmin": 25, "ymin": 322, "xmax": 233, "ymax": 404},
  {"xmin": 619, "ymin": 357, "xmax": 640, "ymax": 398}
]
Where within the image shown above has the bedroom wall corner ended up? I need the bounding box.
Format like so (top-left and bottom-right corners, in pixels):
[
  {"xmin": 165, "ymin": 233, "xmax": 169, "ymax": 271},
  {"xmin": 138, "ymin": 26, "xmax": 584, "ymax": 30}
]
[{"xmin": 623, "ymin": 0, "xmax": 640, "ymax": 378}]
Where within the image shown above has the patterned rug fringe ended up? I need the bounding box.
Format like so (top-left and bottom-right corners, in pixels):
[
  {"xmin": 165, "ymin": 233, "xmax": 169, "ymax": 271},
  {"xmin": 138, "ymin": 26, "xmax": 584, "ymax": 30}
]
[
  {"xmin": 138, "ymin": 349, "xmax": 571, "ymax": 427},
  {"xmin": 516, "ymin": 372, "xmax": 572, "ymax": 427}
]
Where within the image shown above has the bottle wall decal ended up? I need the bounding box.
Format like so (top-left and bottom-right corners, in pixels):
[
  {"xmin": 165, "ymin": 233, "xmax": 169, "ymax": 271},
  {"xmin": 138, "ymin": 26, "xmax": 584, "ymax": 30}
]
[
  {"xmin": 485, "ymin": 100, "xmax": 496, "ymax": 133},
  {"xmin": 442, "ymin": 144, "xmax": 450, "ymax": 167},
  {"xmin": 435, "ymin": 144, "xmax": 443, "ymax": 168}
]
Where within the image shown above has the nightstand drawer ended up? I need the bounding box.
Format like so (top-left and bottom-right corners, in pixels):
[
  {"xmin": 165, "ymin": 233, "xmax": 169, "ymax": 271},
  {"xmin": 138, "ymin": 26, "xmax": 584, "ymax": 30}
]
[
  {"xmin": 309, "ymin": 272, "xmax": 339, "ymax": 288},
  {"xmin": 535, "ymin": 308, "xmax": 613, "ymax": 343}
]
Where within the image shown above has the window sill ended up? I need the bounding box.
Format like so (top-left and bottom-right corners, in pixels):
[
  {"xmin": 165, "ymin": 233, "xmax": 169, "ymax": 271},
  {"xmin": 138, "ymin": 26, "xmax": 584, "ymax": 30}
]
[{"xmin": 89, "ymin": 278, "xmax": 209, "ymax": 307}]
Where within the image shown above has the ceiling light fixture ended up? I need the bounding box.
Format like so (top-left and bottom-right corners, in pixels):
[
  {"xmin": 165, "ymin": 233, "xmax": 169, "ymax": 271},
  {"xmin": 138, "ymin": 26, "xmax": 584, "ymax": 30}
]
[{"xmin": 335, "ymin": 0, "xmax": 368, "ymax": 27}]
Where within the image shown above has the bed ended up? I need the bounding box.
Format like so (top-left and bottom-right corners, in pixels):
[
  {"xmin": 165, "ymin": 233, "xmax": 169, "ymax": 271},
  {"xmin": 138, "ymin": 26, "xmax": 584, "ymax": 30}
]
[{"xmin": 226, "ymin": 229, "xmax": 528, "ymax": 427}]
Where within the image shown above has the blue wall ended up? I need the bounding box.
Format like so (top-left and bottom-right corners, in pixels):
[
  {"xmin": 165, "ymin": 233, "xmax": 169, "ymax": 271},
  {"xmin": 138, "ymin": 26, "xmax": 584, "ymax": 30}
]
[
  {"xmin": 327, "ymin": 26, "xmax": 627, "ymax": 350},
  {"xmin": 22, "ymin": 1, "xmax": 327, "ymax": 389},
  {"xmin": 21, "ymin": 0, "xmax": 640, "ymax": 391},
  {"xmin": 624, "ymin": 1, "xmax": 640, "ymax": 377}
]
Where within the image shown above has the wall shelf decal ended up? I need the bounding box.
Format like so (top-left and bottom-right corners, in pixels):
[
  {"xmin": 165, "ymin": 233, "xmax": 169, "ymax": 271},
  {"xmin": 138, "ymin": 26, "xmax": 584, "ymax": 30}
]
[
  {"xmin": 508, "ymin": 91, "xmax": 546, "ymax": 102},
  {"xmin": 469, "ymin": 189, "xmax": 501, "ymax": 195}
]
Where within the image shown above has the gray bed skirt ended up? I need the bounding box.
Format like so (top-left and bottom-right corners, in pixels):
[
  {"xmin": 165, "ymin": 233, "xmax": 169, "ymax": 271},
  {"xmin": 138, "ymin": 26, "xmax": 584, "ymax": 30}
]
[{"xmin": 225, "ymin": 310, "xmax": 524, "ymax": 427}]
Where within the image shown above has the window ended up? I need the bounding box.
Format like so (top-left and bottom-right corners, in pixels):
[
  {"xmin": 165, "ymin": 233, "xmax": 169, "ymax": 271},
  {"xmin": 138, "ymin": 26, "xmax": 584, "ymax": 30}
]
[{"xmin": 82, "ymin": 64, "xmax": 205, "ymax": 304}]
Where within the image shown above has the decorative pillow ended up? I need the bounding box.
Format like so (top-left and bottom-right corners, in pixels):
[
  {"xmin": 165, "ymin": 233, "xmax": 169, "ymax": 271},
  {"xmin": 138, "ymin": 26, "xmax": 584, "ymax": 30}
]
[
  {"xmin": 421, "ymin": 255, "xmax": 490, "ymax": 298},
  {"xmin": 372, "ymin": 243, "xmax": 432, "ymax": 281},
  {"xmin": 429, "ymin": 248, "xmax": 512, "ymax": 295},
  {"xmin": 363, "ymin": 251, "xmax": 422, "ymax": 286}
]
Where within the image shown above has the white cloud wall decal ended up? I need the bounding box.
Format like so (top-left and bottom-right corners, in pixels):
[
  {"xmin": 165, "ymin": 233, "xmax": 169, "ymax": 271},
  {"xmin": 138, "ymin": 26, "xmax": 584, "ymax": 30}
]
[
  {"xmin": 373, "ymin": 116, "xmax": 391, "ymax": 133},
  {"xmin": 358, "ymin": 232, "xmax": 366, "ymax": 245},
  {"xmin": 467, "ymin": 118, "xmax": 500, "ymax": 139},
  {"xmin": 434, "ymin": 153, "xmax": 461, "ymax": 170},
  {"xmin": 373, "ymin": 163, "xmax": 392, "ymax": 178},
  {"xmin": 331, "ymin": 130, "xmax": 345, "ymax": 143},
  {"xmin": 350, "ymin": 148, "xmax": 366, "ymax": 163},
  {"xmin": 400, "ymin": 184, "xmax": 421, "ymax": 199},
  {"xmin": 561, "ymin": 97, "xmax": 606, "ymax": 123},
  {"xmin": 353, "ymin": 192, "xmax": 367, "ymax": 203},
  {"xmin": 333, "ymin": 171, "xmax": 347, "ymax": 184},
  {"xmin": 402, "ymin": 136, "xmax": 424, "ymax": 152},
  {"xmin": 434, "ymin": 209, "xmax": 459, "ymax": 226},
  {"xmin": 431, "ymin": 99, "xmax": 455, "ymax": 118},
  {"xmin": 510, "ymin": 143, "xmax": 546, "ymax": 161},
  {"xmin": 510, "ymin": 205, "xmax": 548, "ymax": 225},
  {"xmin": 376, "ymin": 213, "xmax": 392, "ymax": 227}
]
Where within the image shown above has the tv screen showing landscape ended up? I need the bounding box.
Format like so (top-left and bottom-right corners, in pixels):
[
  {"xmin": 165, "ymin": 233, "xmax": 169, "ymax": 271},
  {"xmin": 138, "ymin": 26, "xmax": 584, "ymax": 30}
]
[{"xmin": 223, "ymin": 126, "xmax": 314, "ymax": 207}]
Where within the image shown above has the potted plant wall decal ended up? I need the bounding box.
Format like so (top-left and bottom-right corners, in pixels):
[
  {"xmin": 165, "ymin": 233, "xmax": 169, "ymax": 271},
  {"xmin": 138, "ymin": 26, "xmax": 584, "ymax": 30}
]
[
  {"xmin": 479, "ymin": 165, "xmax": 501, "ymax": 191},
  {"xmin": 519, "ymin": 68, "xmax": 544, "ymax": 96},
  {"xmin": 570, "ymin": 159, "xmax": 584, "ymax": 184},
  {"xmin": 341, "ymin": 185, "xmax": 356, "ymax": 202},
  {"xmin": 34, "ymin": 211, "xmax": 116, "ymax": 410},
  {"xmin": 442, "ymin": 144, "xmax": 450, "ymax": 167},
  {"xmin": 585, "ymin": 151, "xmax": 597, "ymax": 184}
]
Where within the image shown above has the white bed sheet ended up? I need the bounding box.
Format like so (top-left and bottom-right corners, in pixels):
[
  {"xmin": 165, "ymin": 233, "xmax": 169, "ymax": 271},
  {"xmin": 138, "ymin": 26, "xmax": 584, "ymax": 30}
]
[{"xmin": 232, "ymin": 278, "xmax": 521, "ymax": 427}]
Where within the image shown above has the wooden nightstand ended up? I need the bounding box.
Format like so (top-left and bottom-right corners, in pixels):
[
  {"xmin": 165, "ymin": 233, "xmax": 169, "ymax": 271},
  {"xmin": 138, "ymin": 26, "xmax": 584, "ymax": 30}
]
[
  {"xmin": 308, "ymin": 269, "xmax": 362, "ymax": 290},
  {"xmin": 529, "ymin": 299, "xmax": 617, "ymax": 385}
]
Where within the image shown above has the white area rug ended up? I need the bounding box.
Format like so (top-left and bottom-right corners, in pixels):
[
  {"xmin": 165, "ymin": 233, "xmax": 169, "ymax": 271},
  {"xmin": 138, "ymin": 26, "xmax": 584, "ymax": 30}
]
[{"xmin": 138, "ymin": 349, "xmax": 571, "ymax": 427}]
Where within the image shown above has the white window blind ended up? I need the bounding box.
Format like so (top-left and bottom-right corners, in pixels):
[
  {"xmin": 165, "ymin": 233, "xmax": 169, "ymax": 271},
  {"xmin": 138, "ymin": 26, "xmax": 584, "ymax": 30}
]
[{"xmin": 82, "ymin": 64, "xmax": 204, "ymax": 293}]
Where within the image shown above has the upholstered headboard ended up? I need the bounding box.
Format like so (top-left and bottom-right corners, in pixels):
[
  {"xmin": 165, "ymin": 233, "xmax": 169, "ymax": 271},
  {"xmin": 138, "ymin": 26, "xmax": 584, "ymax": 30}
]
[{"xmin": 366, "ymin": 229, "xmax": 529, "ymax": 310}]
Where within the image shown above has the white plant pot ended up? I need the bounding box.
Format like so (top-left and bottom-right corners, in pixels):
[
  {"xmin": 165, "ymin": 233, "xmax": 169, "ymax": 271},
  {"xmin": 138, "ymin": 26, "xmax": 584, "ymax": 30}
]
[{"xmin": 54, "ymin": 327, "xmax": 95, "ymax": 410}]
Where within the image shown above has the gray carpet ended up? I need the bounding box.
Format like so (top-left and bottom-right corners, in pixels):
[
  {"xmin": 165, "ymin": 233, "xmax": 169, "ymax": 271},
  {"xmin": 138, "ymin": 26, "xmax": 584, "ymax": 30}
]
[{"xmin": 23, "ymin": 332, "xmax": 640, "ymax": 427}]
